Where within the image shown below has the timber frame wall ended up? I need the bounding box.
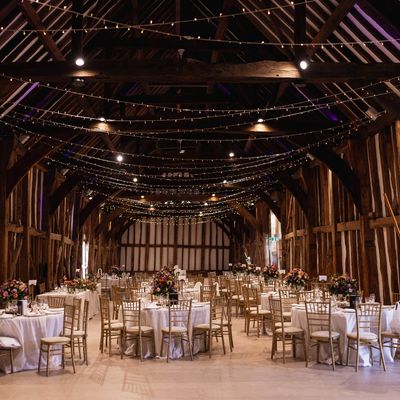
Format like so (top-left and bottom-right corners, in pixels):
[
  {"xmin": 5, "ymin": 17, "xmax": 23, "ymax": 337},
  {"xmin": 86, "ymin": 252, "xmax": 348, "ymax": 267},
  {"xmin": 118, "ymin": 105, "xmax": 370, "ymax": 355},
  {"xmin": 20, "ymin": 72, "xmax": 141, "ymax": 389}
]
[{"xmin": 1, "ymin": 121, "xmax": 400, "ymax": 302}]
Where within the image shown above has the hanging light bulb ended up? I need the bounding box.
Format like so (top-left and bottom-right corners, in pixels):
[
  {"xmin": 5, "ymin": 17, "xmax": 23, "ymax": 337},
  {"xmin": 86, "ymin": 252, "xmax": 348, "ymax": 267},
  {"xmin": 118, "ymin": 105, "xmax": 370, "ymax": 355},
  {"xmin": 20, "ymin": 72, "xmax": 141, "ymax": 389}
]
[
  {"xmin": 257, "ymin": 118, "xmax": 264, "ymax": 123},
  {"xmin": 116, "ymin": 154, "xmax": 123, "ymax": 162},
  {"xmin": 99, "ymin": 117, "xmax": 106, "ymax": 122},
  {"xmin": 133, "ymin": 177, "xmax": 138, "ymax": 183},
  {"xmin": 229, "ymin": 152, "xmax": 235, "ymax": 158},
  {"xmin": 299, "ymin": 60, "xmax": 309, "ymax": 70},
  {"xmin": 75, "ymin": 57, "xmax": 85, "ymax": 66}
]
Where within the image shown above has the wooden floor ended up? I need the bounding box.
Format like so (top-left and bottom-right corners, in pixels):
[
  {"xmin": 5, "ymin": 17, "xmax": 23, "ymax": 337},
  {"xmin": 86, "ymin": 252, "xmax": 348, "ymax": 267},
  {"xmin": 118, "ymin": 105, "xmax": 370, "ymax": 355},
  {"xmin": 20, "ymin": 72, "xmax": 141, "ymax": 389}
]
[{"xmin": 1, "ymin": 315, "xmax": 400, "ymax": 400}]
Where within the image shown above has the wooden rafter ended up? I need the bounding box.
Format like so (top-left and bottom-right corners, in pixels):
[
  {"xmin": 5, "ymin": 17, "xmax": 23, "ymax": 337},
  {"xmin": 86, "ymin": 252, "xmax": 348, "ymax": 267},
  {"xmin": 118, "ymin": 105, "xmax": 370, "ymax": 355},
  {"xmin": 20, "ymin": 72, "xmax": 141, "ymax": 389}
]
[{"xmin": 2, "ymin": 60, "xmax": 399, "ymax": 83}]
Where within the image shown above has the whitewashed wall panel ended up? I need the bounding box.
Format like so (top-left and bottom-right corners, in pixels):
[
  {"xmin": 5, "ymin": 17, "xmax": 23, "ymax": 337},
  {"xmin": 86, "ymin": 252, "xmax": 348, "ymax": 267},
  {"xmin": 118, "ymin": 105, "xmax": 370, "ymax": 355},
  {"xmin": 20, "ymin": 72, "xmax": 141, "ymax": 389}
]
[{"xmin": 120, "ymin": 218, "xmax": 230, "ymax": 272}]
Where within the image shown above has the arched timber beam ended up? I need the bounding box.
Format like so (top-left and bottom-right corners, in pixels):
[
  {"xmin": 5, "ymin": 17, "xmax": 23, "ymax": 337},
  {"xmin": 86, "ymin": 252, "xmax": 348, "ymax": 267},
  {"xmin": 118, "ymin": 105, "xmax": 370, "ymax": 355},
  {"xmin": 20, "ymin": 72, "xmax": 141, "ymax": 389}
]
[
  {"xmin": 95, "ymin": 207, "xmax": 126, "ymax": 237},
  {"xmin": 310, "ymin": 146, "xmax": 361, "ymax": 211},
  {"xmin": 256, "ymin": 190, "xmax": 281, "ymax": 221},
  {"xmin": 50, "ymin": 172, "xmax": 83, "ymax": 214},
  {"xmin": 79, "ymin": 189, "xmax": 123, "ymax": 230},
  {"xmin": 229, "ymin": 202, "xmax": 263, "ymax": 235},
  {"xmin": 6, "ymin": 131, "xmax": 78, "ymax": 197},
  {"xmin": 275, "ymin": 171, "xmax": 308, "ymax": 219}
]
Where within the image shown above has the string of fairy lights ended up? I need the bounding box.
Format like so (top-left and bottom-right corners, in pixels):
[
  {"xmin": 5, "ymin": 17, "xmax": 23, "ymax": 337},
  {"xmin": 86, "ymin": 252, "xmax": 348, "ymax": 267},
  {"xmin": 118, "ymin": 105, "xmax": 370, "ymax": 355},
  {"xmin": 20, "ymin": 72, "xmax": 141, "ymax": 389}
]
[
  {"xmin": 7, "ymin": 0, "xmax": 399, "ymax": 51},
  {"xmin": 1, "ymin": 73, "xmax": 399, "ymax": 118},
  {"xmin": 1, "ymin": 2, "xmax": 397, "ymax": 222}
]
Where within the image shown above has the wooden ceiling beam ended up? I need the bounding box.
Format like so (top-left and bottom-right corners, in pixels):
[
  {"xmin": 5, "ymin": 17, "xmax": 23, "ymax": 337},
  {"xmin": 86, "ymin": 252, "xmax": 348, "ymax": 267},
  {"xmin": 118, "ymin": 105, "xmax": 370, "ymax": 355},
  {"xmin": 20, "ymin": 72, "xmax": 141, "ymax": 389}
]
[
  {"xmin": 2, "ymin": 60, "xmax": 399, "ymax": 83},
  {"xmin": 256, "ymin": 190, "xmax": 281, "ymax": 221},
  {"xmin": 306, "ymin": 0, "xmax": 357, "ymax": 59},
  {"xmin": 228, "ymin": 202, "xmax": 263, "ymax": 235},
  {"xmin": 19, "ymin": 2, "xmax": 64, "ymax": 61}
]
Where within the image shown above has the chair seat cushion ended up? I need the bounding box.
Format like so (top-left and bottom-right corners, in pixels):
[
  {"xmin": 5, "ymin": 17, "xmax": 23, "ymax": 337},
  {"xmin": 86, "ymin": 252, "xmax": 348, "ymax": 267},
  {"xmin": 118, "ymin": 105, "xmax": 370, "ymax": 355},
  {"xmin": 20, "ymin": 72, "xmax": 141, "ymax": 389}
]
[
  {"xmin": 250, "ymin": 309, "xmax": 271, "ymax": 316},
  {"xmin": 282, "ymin": 311, "xmax": 292, "ymax": 318},
  {"xmin": 105, "ymin": 322, "xmax": 124, "ymax": 330},
  {"xmin": 194, "ymin": 323, "xmax": 221, "ymax": 331},
  {"xmin": 275, "ymin": 321, "xmax": 292, "ymax": 328},
  {"xmin": 347, "ymin": 332, "xmax": 378, "ymax": 341},
  {"xmin": 310, "ymin": 330, "xmax": 340, "ymax": 340},
  {"xmin": 382, "ymin": 330, "xmax": 400, "ymax": 338},
  {"xmin": 0, "ymin": 336, "xmax": 21, "ymax": 349},
  {"xmin": 73, "ymin": 330, "xmax": 86, "ymax": 337},
  {"xmin": 161, "ymin": 326, "xmax": 187, "ymax": 334},
  {"xmin": 125, "ymin": 325, "xmax": 153, "ymax": 334},
  {"xmin": 41, "ymin": 336, "xmax": 70, "ymax": 345},
  {"xmin": 275, "ymin": 326, "xmax": 304, "ymax": 335}
]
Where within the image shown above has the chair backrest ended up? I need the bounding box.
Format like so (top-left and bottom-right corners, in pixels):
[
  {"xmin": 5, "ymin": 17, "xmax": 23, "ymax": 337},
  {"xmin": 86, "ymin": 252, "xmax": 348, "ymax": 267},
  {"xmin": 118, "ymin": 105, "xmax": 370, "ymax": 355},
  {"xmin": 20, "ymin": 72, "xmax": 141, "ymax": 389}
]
[
  {"xmin": 305, "ymin": 301, "xmax": 332, "ymax": 336},
  {"xmin": 99, "ymin": 295, "xmax": 112, "ymax": 325},
  {"xmin": 167, "ymin": 299, "xmax": 192, "ymax": 332},
  {"xmin": 73, "ymin": 297, "xmax": 82, "ymax": 330},
  {"xmin": 129, "ymin": 287, "xmax": 146, "ymax": 300},
  {"xmin": 279, "ymin": 289, "xmax": 299, "ymax": 311},
  {"xmin": 47, "ymin": 296, "xmax": 65, "ymax": 308},
  {"xmin": 121, "ymin": 299, "xmax": 141, "ymax": 329},
  {"xmin": 242, "ymin": 286, "xmax": 259, "ymax": 310},
  {"xmin": 298, "ymin": 290, "xmax": 316, "ymax": 303},
  {"xmin": 200, "ymin": 285, "xmax": 216, "ymax": 302},
  {"xmin": 355, "ymin": 302, "xmax": 382, "ymax": 337},
  {"xmin": 63, "ymin": 304, "xmax": 76, "ymax": 337},
  {"xmin": 269, "ymin": 297, "xmax": 285, "ymax": 332}
]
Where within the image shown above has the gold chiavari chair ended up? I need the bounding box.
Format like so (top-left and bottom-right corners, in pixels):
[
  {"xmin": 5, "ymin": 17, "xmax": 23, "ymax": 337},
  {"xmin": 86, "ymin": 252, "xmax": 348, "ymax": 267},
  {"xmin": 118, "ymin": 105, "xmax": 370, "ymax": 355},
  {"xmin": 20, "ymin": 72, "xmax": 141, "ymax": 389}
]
[
  {"xmin": 129, "ymin": 286, "xmax": 147, "ymax": 300},
  {"xmin": 278, "ymin": 289, "xmax": 299, "ymax": 322},
  {"xmin": 193, "ymin": 296, "xmax": 226, "ymax": 358},
  {"xmin": 121, "ymin": 299, "xmax": 154, "ymax": 361},
  {"xmin": 38, "ymin": 304, "xmax": 76, "ymax": 376},
  {"xmin": 47, "ymin": 296, "xmax": 65, "ymax": 309},
  {"xmin": 73, "ymin": 299, "xmax": 89, "ymax": 365},
  {"xmin": 242, "ymin": 286, "xmax": 271, "ymax": 337},
  {"xmin": 0, "ymin": 337, "xmax": 21, "ymax": 373},
  {"xmin": 200, "ymin": 284, "xmax": 217, "ymax": 303},
  {"xmin": 99, "ymin": 295, "xmax": 123, "ymax": 357},
  {"xmin": 305, "ymin": 300, "xmax": 341, "ymax": 370},
  {"xmin": 111, "ymin": 286, "xmax": 130, "ymax": 319},
  {"xmin": 346, "ymin": 302, "xmax": 386, "ymax": 372},
  {"xmin": 269, "ymin": 297, "xmax": 307, "ymax": 364},
  {"xmin": 160, "ymin": 299, "xmax": 193, "ymax": 362}
]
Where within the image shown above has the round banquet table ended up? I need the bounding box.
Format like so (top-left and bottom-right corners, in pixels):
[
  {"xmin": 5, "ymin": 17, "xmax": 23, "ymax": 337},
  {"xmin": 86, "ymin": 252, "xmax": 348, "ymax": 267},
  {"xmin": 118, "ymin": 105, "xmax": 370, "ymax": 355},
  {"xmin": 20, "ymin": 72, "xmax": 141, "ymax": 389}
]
[
  {"xmin": 0, "ymin": 312, "xmax": 64, "ymax": 373},
  {"xmin": 37, "ymin": 285, "xmax": 100, "ymax": 320},
  {"xmin": 120, "ymin": 302, "xmax": 210, "ymax": 359},
  {"xmin": 291, "ymin": 305, "xmax": 396, "ymax": 367}
]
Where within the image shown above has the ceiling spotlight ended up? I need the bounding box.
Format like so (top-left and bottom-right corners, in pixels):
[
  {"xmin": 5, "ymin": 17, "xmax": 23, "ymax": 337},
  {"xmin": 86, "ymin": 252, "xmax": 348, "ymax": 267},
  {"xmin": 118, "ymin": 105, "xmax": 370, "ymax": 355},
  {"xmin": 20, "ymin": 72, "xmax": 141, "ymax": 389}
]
[
  {"xmin": 299, "ymin": 60, "xmax": 309, "ymax": 70},
  {"xmin": 75, "ymin": 57, "xmax": 85, "ymax": 67},
  {"xmin": 212, "ymin": 193, "xmax": 215, "ymax": 197},
  {"xmin": 229, "ymin": 152, "xmax": 235, "ymax": 158},
  {"xmin": 204, "ymin": 202, "xmax": 208, "ymax": 206},
  {"xmin": 257, "ymin": 118, "xmax": 264, "ymax": 123},
  {"xmin": 88, "ymin": 196, "xmax": 93, "ymax": 200},
  {"xmin": 99, "ymin": 117, "xmax": 106, "ymax": 122},
  {"xmin": 116, "ymin": 154, "xmax": 123, "ymax": 162},
  {"xmin": 223, "ymin": 180, "xmax": 227, "ymax": 184},
  {"xmin": 140, "ymin": 195, "xmax": 144, "ymax": 199},
  {"xmin": 133, "ymin": 177, "xmax": 138, "ymax": 183}
]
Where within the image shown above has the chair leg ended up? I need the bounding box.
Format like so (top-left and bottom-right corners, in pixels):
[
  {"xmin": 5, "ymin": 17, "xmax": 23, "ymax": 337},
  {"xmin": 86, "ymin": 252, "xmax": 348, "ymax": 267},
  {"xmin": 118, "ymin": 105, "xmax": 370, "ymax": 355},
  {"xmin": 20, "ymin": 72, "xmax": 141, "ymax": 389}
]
[
  {"xmin": 46, "ymin": 345, "xmax": 50, "ymax": 377},
  {"xmin": 208, "ymin": 330, "xmax": 212, "ymax": 358},
  {"xmin": 346, "ymin": 340, "xmax": 350, "ymax": 366},
  {"xmin": 282, "ymin": 336, "xmax": 286, "ymax": 364},
  {"xmin": 139, "ymin": 334, "xmax": 143, "ymax": 362},
  {"xmin": 302, "ymin": 336, "xmax": 308, "ymax": 367},
  {"xmin": 355, "ymin": 341, "xmax": 359, "ymax": 372},
  {"xmin": 329, "ymin": 339, "xmax": 335, "ymax": 371},
  {"xmin": 188, "ymin": 333, "xmax": 193, "ymax": 361},
  {"xmin": 70, "ymin": 344, "xmax": 76, "ymax": 374},
  {"xmin": 221, "ymin": 329, "xmax": 226, "ymax": 355},
  {"xmin": 167, "ymin": 333, "xmax": 171, "ymax": 363},
  {"xmin": 38, "ymin": 343, "xmax": 42, "ymax": 373},
  {"xmin": 271, "ymin": 335, "xmax": 276, "ymax": 359},
  {"xmin": 379, "ymin": 339, "xmax": 386, "ymax": 372},
  {"xmin": 10, "ymin": 349, "xmax": 13, "ymax": 374},
  {"xmin": 84, "ymin": 337, "xmax": 89, "ymax": 365},
  {"xmin": 160, "ymin": 333, "xmax": 165, "ymax": 357}
]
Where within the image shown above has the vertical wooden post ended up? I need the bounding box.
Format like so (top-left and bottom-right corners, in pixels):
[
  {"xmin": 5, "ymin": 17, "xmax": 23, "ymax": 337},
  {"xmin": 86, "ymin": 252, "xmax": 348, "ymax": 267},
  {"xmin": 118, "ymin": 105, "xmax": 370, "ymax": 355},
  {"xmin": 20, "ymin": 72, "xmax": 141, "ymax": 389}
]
[
  {"xmin": 21, "ymin": 174, "xmax": 31, "ymax": 281},
  {"xmin": 0, "ymin": 137, "xmax": 14, "ymax": 282}
]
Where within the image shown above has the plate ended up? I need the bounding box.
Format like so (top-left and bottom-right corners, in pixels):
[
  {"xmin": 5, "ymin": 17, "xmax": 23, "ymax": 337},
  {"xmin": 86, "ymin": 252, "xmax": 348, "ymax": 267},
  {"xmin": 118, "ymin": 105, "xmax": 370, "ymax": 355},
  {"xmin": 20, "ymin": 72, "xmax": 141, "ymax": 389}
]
[
  {"xmin": 25, "ymin": 313, "xmax": 42, "ymax": 317},
  {"xmin": 342, "ymin": 308, "xmax": 355, "ymax": 313},
  {"xmin": 193, "ymin": 302, "xmax": 209, "ymax": 307}
]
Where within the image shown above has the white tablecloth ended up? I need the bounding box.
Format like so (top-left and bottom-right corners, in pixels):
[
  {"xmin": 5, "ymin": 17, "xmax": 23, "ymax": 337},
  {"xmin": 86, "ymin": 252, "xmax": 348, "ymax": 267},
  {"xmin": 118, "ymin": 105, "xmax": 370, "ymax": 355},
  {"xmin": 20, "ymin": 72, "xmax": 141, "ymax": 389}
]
[
  {"xmin": 119, "ymin": 302, "xmax": 210, "ymax": 359},
  {"xmin": 0, "ymin": 312, "xmax": 64, "ymax": 373},
  {"xmin": 291, "ymin": 306, "xmax": 396, "ymax": 367},
  {"xmin": 37, "ymin": 286, "xmax": 100, "ymax": 320}
]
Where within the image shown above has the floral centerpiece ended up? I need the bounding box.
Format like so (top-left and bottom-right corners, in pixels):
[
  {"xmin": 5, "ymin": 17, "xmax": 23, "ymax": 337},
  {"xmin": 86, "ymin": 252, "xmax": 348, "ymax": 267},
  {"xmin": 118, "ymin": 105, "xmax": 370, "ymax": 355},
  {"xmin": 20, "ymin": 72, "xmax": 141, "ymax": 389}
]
[
  {"xmin": 232, "ymin": 263, "xmax": 260, "ymax": 275},
  {"xmin": 284, "ymin": 268, "xmax": 309, "ymax": 289},
  {"xmin": 63, "ymin": 277, "xmax": 98, "ymax": 292},
  {"xmin": 0, "ymin": 279, "xmax": 28, "ymax": 305},
  {"xmin": 263, "ymin": 264, "xmax": 279, "ymax": 283},
  {"xmin": 152, "ymin": 266, "xmax": 177, "ymax": 297},
  {"xmin": 111, "ymin": 265, "xmax": 124, "ymax": 277},
  {"xmin": 328, "ymin": 274, "xmax": 358, "ymax": 297}
]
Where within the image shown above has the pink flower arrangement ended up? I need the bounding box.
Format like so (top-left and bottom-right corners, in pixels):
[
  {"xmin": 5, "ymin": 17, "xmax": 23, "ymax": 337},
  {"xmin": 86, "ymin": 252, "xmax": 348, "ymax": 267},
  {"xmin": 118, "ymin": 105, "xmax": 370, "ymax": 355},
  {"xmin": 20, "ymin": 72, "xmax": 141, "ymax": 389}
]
[
  {"xmin": 263, "ymin": 264, "xmax": 279, "ymax": 282},
  {"xmin": 152, "ymin": 266, "xmax": 177, "ymax": 296},
  {"xmin": 284, "ymin": 268, "xmax": 309, "ymax": 289},
  {"xmin": 0, "ymin": 279, "xmax": 28, "ymax": 302}
]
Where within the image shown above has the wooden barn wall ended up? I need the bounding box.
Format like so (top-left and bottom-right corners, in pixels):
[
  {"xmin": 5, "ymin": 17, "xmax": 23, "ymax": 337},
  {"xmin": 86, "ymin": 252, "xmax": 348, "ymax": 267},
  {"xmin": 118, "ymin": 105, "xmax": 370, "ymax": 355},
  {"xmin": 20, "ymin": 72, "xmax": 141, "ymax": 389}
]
[
  {"xmin": 0, "ymin": 135, "xmax": 119, "ymax": 288},
  {"xmin": 283, "ymin": 121, "xmax": 400, "ymax": 303},
  {"xmin": 119, "ymin": 219, "xmax": 230, "ymax": 272}
]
